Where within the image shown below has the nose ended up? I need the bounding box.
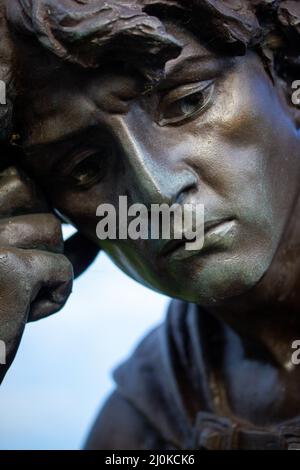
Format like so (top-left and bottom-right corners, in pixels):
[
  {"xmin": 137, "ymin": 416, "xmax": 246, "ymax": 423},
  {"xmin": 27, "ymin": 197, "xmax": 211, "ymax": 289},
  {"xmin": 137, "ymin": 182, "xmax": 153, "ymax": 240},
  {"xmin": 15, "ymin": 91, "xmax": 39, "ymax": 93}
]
[{"xmin": 112, "ymin": 118, "xmax": 198, "ymax": 207}]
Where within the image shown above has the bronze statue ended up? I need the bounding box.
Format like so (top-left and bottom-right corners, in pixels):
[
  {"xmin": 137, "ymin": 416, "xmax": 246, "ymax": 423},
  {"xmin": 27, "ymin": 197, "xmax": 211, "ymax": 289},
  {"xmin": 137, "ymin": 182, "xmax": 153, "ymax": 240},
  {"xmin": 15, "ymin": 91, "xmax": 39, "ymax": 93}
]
[{"xmin": 2, "ymin": 0, "xmax": 300, "ymax": 450}]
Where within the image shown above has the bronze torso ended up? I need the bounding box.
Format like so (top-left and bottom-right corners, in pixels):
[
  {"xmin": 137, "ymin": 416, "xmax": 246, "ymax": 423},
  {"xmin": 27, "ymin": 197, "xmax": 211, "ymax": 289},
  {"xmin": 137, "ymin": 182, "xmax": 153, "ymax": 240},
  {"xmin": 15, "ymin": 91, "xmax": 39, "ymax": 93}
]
[{"xmin": 109, "ymin": 301, "xmax": 300, "ymax": 450}]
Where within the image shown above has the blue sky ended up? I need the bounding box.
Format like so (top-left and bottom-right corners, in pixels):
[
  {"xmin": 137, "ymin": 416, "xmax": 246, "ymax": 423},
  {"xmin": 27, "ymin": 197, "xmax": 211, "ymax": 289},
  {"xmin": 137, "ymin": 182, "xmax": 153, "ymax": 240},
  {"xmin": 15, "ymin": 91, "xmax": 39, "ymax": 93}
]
[{"xmin": 0, "ymin": 227, "xmax": 169, "ymax": 449}]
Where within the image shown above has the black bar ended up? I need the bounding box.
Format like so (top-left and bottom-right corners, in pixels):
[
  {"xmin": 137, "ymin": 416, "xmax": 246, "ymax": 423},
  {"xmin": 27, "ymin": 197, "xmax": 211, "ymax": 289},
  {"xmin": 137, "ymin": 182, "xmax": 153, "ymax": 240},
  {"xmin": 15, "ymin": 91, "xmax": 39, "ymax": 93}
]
[{"xmin": 0, "ymin": 450, "xmax": 297, "ymax": 467}]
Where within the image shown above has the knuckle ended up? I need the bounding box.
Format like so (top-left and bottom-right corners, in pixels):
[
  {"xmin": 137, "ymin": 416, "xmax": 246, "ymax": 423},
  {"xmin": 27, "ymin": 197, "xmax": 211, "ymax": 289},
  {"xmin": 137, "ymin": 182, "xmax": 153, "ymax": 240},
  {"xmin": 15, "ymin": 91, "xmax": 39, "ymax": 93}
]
[
  {"xmin": 0, "ymin": 213, "xmax": 63, "ymax": 252},
  {"xmin": 0, "ymin": 247, "xmax": 29, "ymax": 289},
  {"xmin": 0, "ymin": 167, "xmax": 47, "ymax": 216},
  {"xmin": 38, "ymin": 213, "xmax": 63, "ymax": 248}
]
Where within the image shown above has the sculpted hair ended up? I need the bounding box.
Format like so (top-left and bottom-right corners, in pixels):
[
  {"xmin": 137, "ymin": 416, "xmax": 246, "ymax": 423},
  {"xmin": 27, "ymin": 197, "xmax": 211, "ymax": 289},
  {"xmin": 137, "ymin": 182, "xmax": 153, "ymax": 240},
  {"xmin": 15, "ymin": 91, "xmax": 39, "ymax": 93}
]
[
  {"xmin": 4, "ymin": 1, "xmax": 300, "ymax": 87},
  {"xmin": 0, "ymin": 0, "xmax": 300, "ymax": 101}
]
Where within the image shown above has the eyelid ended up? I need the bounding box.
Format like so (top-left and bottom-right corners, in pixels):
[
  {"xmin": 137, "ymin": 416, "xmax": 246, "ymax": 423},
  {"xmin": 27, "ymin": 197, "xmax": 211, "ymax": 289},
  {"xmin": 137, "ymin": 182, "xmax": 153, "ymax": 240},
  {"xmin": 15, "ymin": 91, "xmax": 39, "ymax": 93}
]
[
  {"xmin": 58, "ymin": 148, "xmax": 107, "ymax": 190},
  {"xmin": 59, "ymin": 148, "xmax": 99, "ymax": 175},
  {"xmin": 161, "ymin": 80, "xmax": 214, "ymax": 107},
  {"xmin": 157, "ymin": 80, "xmax": 215, "ymax": 127}
]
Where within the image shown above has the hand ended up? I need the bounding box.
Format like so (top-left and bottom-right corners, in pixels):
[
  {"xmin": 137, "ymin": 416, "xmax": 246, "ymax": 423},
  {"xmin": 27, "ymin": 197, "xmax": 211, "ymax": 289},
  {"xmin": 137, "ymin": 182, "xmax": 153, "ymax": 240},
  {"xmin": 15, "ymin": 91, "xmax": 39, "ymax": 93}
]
[{"xmin": 0, "ymin": 149, "xmax": 73, "ymax": 383}]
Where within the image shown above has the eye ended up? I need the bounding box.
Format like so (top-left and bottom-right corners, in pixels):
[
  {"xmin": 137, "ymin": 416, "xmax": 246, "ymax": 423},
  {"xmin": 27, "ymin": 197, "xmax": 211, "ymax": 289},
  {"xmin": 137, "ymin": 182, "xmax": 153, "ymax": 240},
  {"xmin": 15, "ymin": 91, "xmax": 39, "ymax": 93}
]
[
  {"xmin": 62, "ymin": 146, "xmax": 111, "ymax": 189},
  {"xmin": 157, "ymin": 80, "xmax": 214, "ymax": 126},
  {"xmin": 69, "ymin": 153, "xmax": 103, "ymax": 188}
]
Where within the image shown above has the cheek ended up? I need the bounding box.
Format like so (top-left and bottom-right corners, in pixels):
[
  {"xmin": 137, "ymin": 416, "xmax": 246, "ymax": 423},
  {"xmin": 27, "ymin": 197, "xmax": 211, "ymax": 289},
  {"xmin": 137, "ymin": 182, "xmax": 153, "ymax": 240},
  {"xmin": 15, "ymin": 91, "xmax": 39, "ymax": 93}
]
[
  {"xmin": 187, "ymin": 64, "xmax": 296, "ymax": 229},
  {"xmin": 222, "ymin": 77, "xmax": 297, "ymax": 233}
]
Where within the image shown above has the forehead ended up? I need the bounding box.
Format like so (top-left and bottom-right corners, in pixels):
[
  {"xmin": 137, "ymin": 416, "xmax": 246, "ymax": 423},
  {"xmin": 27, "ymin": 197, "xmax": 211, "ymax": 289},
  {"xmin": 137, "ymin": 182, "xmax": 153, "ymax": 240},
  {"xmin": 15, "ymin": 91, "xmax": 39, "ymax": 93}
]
[{"xmin": 22, "ymin": 24, "xmax": 217, "ymax": 148}]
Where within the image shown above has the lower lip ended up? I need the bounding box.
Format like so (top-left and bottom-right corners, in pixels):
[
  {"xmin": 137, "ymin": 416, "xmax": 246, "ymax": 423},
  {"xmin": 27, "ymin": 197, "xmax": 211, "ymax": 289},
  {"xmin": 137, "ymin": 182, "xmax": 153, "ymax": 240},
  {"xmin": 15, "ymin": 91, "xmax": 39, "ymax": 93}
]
[
  {"xmin": 205, "ymin": 219, "xmax": 236, "ymax": 246},
  {"xmin": 167, "ymin": 219, "xmax": 236, "ymax": 261}
]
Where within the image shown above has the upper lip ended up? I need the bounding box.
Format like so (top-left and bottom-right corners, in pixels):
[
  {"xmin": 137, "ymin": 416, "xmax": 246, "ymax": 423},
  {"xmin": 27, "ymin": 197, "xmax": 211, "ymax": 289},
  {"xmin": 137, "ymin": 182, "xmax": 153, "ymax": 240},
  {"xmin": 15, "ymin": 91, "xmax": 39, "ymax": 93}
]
[{"xmin": 160, "ymin": 217, "xmax": 233, "ymax": 257}]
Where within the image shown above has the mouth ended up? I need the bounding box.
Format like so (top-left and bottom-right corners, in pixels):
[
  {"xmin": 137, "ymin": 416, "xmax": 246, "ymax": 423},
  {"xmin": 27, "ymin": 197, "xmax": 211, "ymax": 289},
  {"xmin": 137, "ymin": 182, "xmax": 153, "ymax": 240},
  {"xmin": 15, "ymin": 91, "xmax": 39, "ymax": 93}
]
[{"xmin": 160, "ymin": 218, "xmax": 236, "ymax": 260}]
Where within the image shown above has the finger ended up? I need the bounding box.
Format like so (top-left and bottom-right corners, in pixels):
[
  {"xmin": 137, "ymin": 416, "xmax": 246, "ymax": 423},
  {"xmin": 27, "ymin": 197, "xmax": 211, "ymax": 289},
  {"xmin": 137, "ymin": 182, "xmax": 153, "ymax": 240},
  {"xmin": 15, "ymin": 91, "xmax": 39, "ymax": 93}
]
[
  {"xmin": 0, "ymin": 248, "xmax": 73, "ymax": 380},
  {"xmin": 64, "ymin": 232, "xmax": 100, "ymax": 279},
  {"xmin": 0, "ymin": 213, "xmax": 64, "ymax": 252},
  {"xmin": 24, "ymin": 249, "xmax": 74, "ymax": 322},
  {"xmin": 0, "ymin": 165, "xmax": 47, "ymax": 217}
]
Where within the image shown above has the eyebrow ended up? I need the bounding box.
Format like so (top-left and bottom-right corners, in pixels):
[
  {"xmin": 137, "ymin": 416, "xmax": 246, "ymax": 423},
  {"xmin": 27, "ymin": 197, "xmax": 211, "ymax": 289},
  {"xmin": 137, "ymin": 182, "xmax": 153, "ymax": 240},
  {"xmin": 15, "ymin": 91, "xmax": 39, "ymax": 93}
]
[
  {"xmin": 24, "ymin": 124, "xmax": 98, "ymax": 155},
  {"xmin": 156, "ymin": 53, "xmax": 229, "ymax": 90},
  {"xmin": 167, "ymin": 53, "xmax": 217, "ymax": 76}
]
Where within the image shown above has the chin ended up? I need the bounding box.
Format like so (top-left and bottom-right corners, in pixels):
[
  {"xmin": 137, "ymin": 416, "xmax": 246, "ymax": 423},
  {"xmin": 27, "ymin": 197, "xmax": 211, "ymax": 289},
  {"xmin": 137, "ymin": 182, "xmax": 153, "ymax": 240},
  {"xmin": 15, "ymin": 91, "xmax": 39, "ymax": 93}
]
[{"xmin": 170, "ymin": 250, "xmax": 274, "ymax": 306}]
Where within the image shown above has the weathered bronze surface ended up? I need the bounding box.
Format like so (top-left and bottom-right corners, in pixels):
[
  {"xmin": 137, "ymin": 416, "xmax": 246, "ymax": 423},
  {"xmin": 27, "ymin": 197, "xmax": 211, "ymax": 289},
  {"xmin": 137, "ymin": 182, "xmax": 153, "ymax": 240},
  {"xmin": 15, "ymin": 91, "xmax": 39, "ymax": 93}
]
[{"xmin": 1, "ymin": 0, "xmax": 300, "ymax": 450}]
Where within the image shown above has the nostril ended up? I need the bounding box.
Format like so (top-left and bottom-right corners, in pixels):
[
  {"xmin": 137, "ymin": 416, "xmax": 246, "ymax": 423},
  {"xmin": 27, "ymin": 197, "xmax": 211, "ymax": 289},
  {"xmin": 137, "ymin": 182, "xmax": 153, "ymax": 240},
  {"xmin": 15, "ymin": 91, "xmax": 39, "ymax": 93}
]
[{"xmin": 174, "ymin": 180, "xmax": 198, "ymax": 205}]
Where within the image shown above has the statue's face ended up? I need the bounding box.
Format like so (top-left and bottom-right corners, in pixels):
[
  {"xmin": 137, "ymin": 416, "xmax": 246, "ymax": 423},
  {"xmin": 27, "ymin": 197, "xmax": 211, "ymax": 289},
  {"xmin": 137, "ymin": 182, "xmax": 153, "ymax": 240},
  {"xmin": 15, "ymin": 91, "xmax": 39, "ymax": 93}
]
[{"xmin": 22, "ymin": 25, "xmax": 300, "ymax": 305}]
